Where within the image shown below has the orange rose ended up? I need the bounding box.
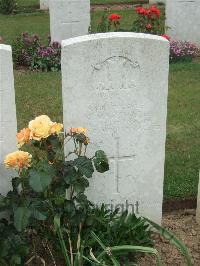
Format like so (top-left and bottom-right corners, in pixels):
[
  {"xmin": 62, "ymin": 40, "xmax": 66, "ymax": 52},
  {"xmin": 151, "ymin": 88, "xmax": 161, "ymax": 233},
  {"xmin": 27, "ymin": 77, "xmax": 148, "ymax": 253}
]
[
  {"xmin": 50, "ymin": 123, "xmax": 63, "ymax": 134},
  {"xmin": 4, "ymin": 151, "xmax": 32, "ymax": 170},
  {"xmin": 70, "ymin": 127, "xmax": 87, "ymax": 135},
  {"xmin": 16, "ymin": 128, "xmax": 31, "ymax": 147}
]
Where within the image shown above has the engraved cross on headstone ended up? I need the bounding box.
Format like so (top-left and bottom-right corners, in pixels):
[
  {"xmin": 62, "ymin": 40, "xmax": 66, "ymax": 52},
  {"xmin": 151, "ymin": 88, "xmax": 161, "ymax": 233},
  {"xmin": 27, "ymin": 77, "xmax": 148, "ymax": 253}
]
[{"xmin": 109, "ymin": 137, "xmax": 135, "ymax": 193}]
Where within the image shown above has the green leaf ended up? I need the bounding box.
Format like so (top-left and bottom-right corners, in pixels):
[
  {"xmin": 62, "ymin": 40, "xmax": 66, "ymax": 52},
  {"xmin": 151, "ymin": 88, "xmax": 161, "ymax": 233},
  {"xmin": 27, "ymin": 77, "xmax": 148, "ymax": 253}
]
[
  {"xmin": 30, "ymin": 200, "xmax": 48, "ymax": 221},
  {"xmin": 53, "ymin": 214, "xmax": 60, "ymax": 230},
  {"xmin": 74, "ymin": 178, "xmax": 89, "ymax": 193},
  {"xmin": 64, "ymin": 200, "xmax": 76, "ymax": 217},
  {"xmin": 53, "ymin": 186, "xmax": 66, "ymax": 205},
  {"xmin": 29, "ymin": 169, "xmax": 52, "ymax": 192},
  {"xmin": 10, "ymin": 254, "xmax": 21, "ymax": 265},
  {"xmin": 53, "ymin": 215, "xmax": 71, "ymax": 265},
  {"xmin": 14, "ymin": 207, "xmax": 31, "ymax": 232},
  {"xmin": 62, "ymin": 165, "xmax": 79, "ymax": 184},
  {"xmin": 74, "ymin": 156, "xmax": 94, "ymax": 178},
  {"xmin": 0, "ymin": 240, "xmax": 10, "ymax": 257},
  {"xmin": 32, "ymin": 209, "xmax": 47, "ymax": 221},
  {"xmin": 93, "ymin": 150, "xmax": 109, "ymax": 173}
]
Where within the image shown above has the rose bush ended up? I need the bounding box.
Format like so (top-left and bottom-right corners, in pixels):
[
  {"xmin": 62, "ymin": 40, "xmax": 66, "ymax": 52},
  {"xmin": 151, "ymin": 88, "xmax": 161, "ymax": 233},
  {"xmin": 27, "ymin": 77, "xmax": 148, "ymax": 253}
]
[
  {"xmin": 0, "ymin": 115, "xmax": 159, "ymax": 265},
  {"xmin": 132, "ymin": 5, "xmax": 164, "ymax": 35}
]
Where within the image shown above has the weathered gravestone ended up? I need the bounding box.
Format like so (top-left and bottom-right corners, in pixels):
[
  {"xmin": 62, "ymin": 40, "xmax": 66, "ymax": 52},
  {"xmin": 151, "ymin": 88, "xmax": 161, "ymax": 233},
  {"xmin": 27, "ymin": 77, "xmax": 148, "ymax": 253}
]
[
  {"xmin": 49, "ymin": 0, "xmax": 90, "ymax": 42},
  {"xmin": 61, "ymin": 32, "xmax": 169, "ymax": 224},
  {"xmin": 166, "ymin": 0, "xmax": 200, "ymax": 45},
  {"xmin": 40, "ymin": 0, "xmax": 49, "ymax": 10},
  {"xmin": 0, "ymin": 45, "xmax": 17, "ymax": 195}
]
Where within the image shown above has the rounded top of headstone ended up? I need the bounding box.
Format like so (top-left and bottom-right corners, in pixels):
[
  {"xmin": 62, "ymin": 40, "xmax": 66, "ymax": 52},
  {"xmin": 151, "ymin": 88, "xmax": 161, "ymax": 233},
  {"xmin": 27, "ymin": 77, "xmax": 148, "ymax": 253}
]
[
  {"xmin": 62, "ymin": 32, "xmax": 169, "ymax": 47},
  {"xmin": 0, "ymin": 44, "xmax": 12, "ymax": 51}
]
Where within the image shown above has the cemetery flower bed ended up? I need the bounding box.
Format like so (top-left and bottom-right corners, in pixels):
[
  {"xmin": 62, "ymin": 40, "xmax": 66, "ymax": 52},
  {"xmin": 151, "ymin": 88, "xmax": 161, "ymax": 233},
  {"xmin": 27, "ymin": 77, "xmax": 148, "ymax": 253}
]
[
  {"xmin": 96, "ymin": 6, "xmax": 199, "ymax": 64},
  {"xmin": 12, "ymin": 32, "xmax": 61, "ymax": 72},
  {"xmin": 170, "ymin": 40, "xmax": 199, "ymax": 64},
  {"xmin": 0, "ymin": 115, "xmax": 192, "ymax": 265},
  {"xmin": 97, "ymin": 5, "xmax": 165, "ymax": 35}
]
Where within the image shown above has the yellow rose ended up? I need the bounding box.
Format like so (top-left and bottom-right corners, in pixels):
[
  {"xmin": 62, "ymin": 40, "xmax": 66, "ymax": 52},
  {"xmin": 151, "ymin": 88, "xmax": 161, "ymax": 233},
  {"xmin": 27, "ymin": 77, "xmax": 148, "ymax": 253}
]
[
  {"xmin": 16, "ymin": 128, "xmax": 31, "ymax": 147},
  {"xmin": 29, "ymin": 115, "xmax": 53, "ymax": 141},
  {"xmin": 50, "ymin": 123, "xmax": 63, "ymax": 134},
  {"xmin": 70, "ymin": 127, "xmax": 87, "ymax": 135},
  {"xmin": 4, "ymin": 151, "xmax": 32, "ymax": 169}
]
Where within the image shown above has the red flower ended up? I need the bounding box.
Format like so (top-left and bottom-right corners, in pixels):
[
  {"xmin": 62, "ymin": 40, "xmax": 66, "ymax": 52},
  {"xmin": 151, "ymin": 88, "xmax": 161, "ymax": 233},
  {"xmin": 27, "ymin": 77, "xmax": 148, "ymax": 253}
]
[
  {"xmin": 136, "ymin": 6, "xmax": 148, "ymax": 15},
  {"xmin": 108, "ymin": 13, "xmax": 121, "ymax": 21},
  {"xmin": 161, "ymin": 34, "xmax": 170, "ymax": 41},
  {"xmin": 150, "ymin": 5, "xmax": 160, "ymax": 18},
  {"xmin": 146, "ymin": 23, "xmax": 152, "ymax": 30}
]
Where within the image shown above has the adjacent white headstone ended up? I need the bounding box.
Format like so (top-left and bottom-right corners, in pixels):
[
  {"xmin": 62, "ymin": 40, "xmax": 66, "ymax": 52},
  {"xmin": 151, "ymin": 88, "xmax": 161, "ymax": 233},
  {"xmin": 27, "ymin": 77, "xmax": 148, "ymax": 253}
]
[
  {"xmin": 166, "ymin": 0, "xmax": 200, "ymax": 45},
  {"xmin": 61, "ymin": 33, "xmax": 169, "ymax": 224},
  {"xmin": 196, "ymin": 172, "xmax": 200, "ymax": 224},
  {"xmin": 40, "ymin": 0, "xmax": 49, "ymax": 10},
  {"xmin": 149, "ymin": 0, "xmax": 165, "ymax": 4},
  {"xmin": 0, "ymin": 45, "xmax": 17, "ymax": 195},
  {"xmin": 49, "ymin": 0, "xmax": 90, "ymax": 42}
]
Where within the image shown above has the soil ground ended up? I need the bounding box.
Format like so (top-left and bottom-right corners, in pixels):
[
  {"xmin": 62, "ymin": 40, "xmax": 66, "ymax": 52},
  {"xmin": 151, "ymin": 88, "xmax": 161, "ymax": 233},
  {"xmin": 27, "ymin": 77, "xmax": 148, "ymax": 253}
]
[
  {"xmin": 139, "ymin": 209, "xmax": 200, "ymax": 266},
  {"xmin": 27, "ymin": 209, "xmax": 200, "ymax": 265}
]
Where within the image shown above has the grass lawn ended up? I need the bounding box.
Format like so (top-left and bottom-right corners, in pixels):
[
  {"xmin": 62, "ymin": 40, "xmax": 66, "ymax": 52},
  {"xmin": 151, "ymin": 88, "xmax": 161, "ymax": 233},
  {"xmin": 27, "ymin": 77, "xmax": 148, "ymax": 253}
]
[
  {"xmin": 0, "ymin": 5, "xmax": 199, "ymax": 200},
  {"xmin": 16, "ymin": 0, "xmax": 148, "ymax": 6}
]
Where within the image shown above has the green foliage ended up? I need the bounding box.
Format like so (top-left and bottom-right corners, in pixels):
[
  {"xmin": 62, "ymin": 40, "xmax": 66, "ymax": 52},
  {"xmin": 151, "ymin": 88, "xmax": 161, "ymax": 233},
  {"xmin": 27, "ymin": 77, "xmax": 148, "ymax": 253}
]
[
  {"xmin": 12, "ymin": 32, "xmax": 61, "ymax": 72},
  {"xmin": 97, "ymin": 12, "xmax": 111, "ymax": 33},
  {"xmin": 91, "ymin": 231, "xmax": 161, "ymax": 266},
  {"xmin": 82, "ymin": 205, "xmax": 153, "ymax": 264},
  {"xmin": 0, "ymin": 0, "xmax": 16, "ymax": 14},
  {"xmin": 14, "ymin": 207, "xmax": 31, "ymax": 232},
  {"xmin": 29, "ymin": 168, "xmax": 54, "ymax": 192},
  {"xmin": 131, "ymin": 6, "xmax": 164, "ymax": 35},
  {"xmin": 0, "ymin": 220, "xmax": 29, "ymax": 265},
  {"xmin": 93, "ymin": 150, "xmax": 109, "ymax": 173},
  {"xmin": 96, "ymin": 6, "xmax": 165, "ymax": 35},
  {"xmin": 0, "ymin": 120, "xmax": 111, "ymax": 264}
]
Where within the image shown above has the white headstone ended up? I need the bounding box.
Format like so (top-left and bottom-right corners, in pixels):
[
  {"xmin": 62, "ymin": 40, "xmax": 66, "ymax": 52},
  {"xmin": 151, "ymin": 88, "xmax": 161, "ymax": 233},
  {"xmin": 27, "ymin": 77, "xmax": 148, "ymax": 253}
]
[
  {"xmin": 49, "ymin": 0, "xmax": 90, "ymax": 42},
  {"xmin": 0, "ymin": 45, "xmax": 17, "ymax": 195},
  {"xmin": 40, "ymin": 0, "xmax": 49, "ymax": 10},
  {"xmin": 61, "ymin": 32, "xmax": 169, "ymax": 224},
  {"xmin": 196, "ymin": 172, "xmax": 200, "ymax": 224},
  {"xmin": 166, "ymin": 0, "xmax": 200, "ymax": 45},
  {"xmin": 149, "ymin": 0, "xmax": 165, "ymax": 4}
]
